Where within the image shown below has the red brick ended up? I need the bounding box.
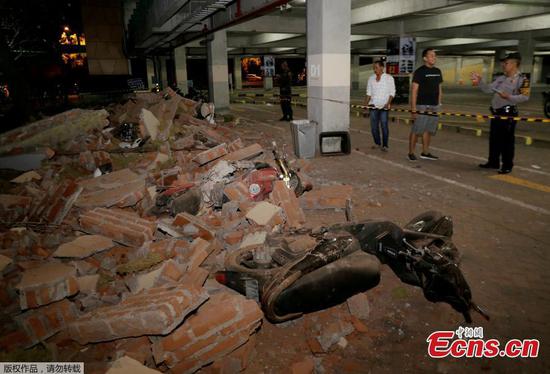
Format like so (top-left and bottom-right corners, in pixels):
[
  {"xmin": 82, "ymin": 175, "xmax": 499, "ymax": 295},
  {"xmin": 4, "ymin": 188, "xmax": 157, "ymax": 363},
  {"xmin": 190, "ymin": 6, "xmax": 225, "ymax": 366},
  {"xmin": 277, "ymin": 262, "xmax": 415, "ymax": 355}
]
[
  {"xmin": 160, "ymin": 260, "xmax": 183, "ymax": 282},
  {"xmin": 79, "ymin": 208, "xmax": 156, "ymax": 246},
  {"xmin": 223, "ymin": 230, "xmax": 244, "ymax": 246},
  {"xmin": 67, "ymin": 285, "xmax": 209, "ymax": 344},
  {"xmin": 222, "ymin": 143, "xmax": 263, "ymax": 161},
  {"xmin": 15, "ymin": 299, "xmax": 79, "ymax": 347},
  {"xmin": 300, "ymin": 185, "xmax": 353, "ymax": 210},
  {"xmin": 223, "ymin": 181, "xmax": 250, "ymax": 202},
  {"xmin": 291, "ymin": 357, "xmax": 315, "ymax": 374},
  {"xmin": 271, "ymin": 180, "xmax": 306, "ymax": 229},
  {"xmin": 0, "ymin": 330, "xmax": 32, "ymax": 352},
  {"xmin": 172, "ymin": 213, "xmax": 215, "ymax": 241},
  {"xmin": 180, "ymin": 268, "xmax": 209, "ymax": 289},
  {"xmin": 153, "ymin": 292, "xmax": 262, "ymax": 372},
  {"xmin": 193, "ymin": 143, "xmax": 228, "ymax": 165}
]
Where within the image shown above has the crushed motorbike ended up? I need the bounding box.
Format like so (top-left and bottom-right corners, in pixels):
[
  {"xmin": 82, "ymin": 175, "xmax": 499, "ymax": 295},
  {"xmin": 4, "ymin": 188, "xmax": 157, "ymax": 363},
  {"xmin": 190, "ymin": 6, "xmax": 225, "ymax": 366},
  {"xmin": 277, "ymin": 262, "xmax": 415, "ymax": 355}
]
[{"xmin": 216, "ymin": 211, "xmax": 489, "ymax": 324}]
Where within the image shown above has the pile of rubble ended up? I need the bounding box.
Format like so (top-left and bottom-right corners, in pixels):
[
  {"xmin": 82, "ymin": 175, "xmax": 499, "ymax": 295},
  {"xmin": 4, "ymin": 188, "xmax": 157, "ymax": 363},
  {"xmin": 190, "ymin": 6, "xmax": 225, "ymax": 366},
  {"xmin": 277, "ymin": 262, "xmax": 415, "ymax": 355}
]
[{"xmin": 0, "ymin": 88, "xmax": 354, "ymax": 373}]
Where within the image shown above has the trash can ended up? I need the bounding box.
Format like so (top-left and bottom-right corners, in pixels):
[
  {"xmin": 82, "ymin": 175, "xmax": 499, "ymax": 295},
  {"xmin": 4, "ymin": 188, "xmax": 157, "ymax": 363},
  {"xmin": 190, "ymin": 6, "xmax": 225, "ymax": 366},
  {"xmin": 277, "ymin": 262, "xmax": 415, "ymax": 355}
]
[{"xmin": 290, "ymin": 120, "xmax": 317, "ymax": 159}]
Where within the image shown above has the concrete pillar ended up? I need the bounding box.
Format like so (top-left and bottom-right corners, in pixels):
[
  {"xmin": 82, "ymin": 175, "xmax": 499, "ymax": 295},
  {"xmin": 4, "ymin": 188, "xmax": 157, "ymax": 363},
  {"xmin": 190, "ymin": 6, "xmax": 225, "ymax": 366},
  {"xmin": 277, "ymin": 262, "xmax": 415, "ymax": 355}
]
[
  {"xmin": 159, "ymin": 56, "xmax": 169, "ymax": 89},
  {"xmin": 533, "ymin": 56, "xmax": 543, "ymax": 84},
  {"xmin": 455, "ymin": 56, "xmax": 463, "ymax": 85},
  {"xmin": 233, "ymin": 56, "xmax": 242, "ymax": 90},
  {"xmin": 264, "ymin": 76, "xmax": 273, "ymax": 90},
  {"xmin": 207, "ymin": 30, "xmax": 230, "ymax": 110},
  {"xmin": 518, "ymin": 37, "xmax": 535, "ymax": 75},
  {"xmin": 307, "ymin": 0, "xmax": 351, "ymax": 134},
  {"xmin": 493, "ymin": 48, "xmax": 506, "ymax": 75},
  {"xmin": 146, "ymin": 58, "xmax": 155, "ymax": 89},
  {"xmin": 351, "ymin": 55, "xmax": 360, "ymax": 91},
  {"xmin": 174, "ymin": 46, "xmax": 188, "ymax": 95}
]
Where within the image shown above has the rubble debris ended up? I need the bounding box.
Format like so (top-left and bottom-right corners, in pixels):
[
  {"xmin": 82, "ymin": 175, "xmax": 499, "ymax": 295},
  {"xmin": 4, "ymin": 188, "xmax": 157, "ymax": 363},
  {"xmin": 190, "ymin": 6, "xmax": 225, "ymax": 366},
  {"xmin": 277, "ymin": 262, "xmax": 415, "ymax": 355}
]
[
  {"xmin": 245, "ymin": 201, "xmax": 283, "ymax": 226},
  {"xmin": 76, "ymin": 169, "xmax": 146, "ymax": 208},
  {"xmin": 10, "ymin": 170, "xmax": 42, "ymax": 184},
  {"xmin": 0, "ymin": 253, "xmax": 13, "ymax": 272},
  {"xmin": 291, "ymin": 357, "xmax": 315, "ymax": 374},
  {"xmin": 79, "ymin": 208, "xmax": 156, "ymax": 246},
  {"xmin": 151, "ymin": 292, "xmax": 262, "ymax": 373},
  {"xmin": 224, "ymin": 143, "xmax": 263, "ymax": 162},
  {"xmin": 106, "ymin": 356, "xmax": 161, "ymax": 374},
  {"xmin": 271, "ymin": 180, "xmax": 306, "ymax": 228},
  {"xmin": 0, "ymin": 109, "xmax": 109, "ymax": 154},
  {"xmin": 68, "ymin": 285, "xmax": 209, "ymax": 344},
  {"xmin": 32, "ymin": 180, "xmax": 83, "ymax": 225},
  {"xmin": 300, "ymin": 184, "xmax": 353, "ymax": 210},
  {"xmin": 347, "ymin": 292, "xmax": 370, "ymax": 320},
  {"xmin": 0, "ymin": 194, "xmax": 32, "ymax": 223},
  {"xmin": 16, "ymin": 262, "xmax": 78, "ymax": 309},
  {"xmin": 14, "ymin": 299, "xmax": 79, "ymax": 348},
  {"xmin": 140, "ymin": 109, "xmax": 160, "ymax": 141},
  {"xmin": 53, "ymin": 235, "xmax": 114, "ymax": 259},
  {"xmin": 316, "ymin": 320, "xmax": 355, "ymax": 352},
  {"xmin": 193, "ymin": 143, "xmax": 228, "ymax": 165},
  {"xmin": 0, "ymin": 90, "xmax": 358, "ymax": 372}
]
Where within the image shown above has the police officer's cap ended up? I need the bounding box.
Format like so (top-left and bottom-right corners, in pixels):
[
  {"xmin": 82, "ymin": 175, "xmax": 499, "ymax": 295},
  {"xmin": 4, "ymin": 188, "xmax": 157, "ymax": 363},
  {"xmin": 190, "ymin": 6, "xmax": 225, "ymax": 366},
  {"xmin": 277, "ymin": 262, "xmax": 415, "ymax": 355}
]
[{"xmin": 500, "ymin": 52, "xmax": 521, "ymax": 62}]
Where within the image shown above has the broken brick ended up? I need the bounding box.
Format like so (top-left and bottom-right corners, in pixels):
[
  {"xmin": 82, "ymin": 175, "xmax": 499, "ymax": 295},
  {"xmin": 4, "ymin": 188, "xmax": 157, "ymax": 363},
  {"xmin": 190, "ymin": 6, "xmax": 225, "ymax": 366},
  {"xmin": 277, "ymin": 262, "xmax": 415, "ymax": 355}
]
[
  {"xmin": 193, "ymin": 143, "xmax": 228, "ymax": 165},
  {"xmin": 53, "ymin": 235, "xmax": 114, "ymax": 259},
  {"xmin": 76, "ymin": 169, "xmax": 146, "ymax": 209},
  {"xmin": 79, "ymin": 208, "xmax": 156, "ymax": 247},
  {"xmin": 271, "ymin": 180, "xmax": 306, "ymax": 229},
  {"xmin": 15, "ymin": 299, "xmax": 79, "ymax": 347},
  {"xmin": 223, "ymin": 181, "xmax": 250, "ymax": 202},
  {"xmin": 223, "ymin": 143, "xmax": 263, "ymax": 162},
  {"xmin": 172, "ymin": 213, "xmax": 215, "ymax": 241},
  {"xmin": 245, "ymin": 201, "xmax": 283, "ymax": 226},
  {"xmin": 68, "ymin": 284, "xmax": 209, "ymax": 344},
  {"xmin": 300, "ymin": 185, "xmax": 353, "ymax": 210},
  {"xmin": 16, "ymin": 262, "xmax": 78, "ymax": 309},
  {"xmin": 152, "ymin": 292, "xmax": 262, "ymax": 372}
]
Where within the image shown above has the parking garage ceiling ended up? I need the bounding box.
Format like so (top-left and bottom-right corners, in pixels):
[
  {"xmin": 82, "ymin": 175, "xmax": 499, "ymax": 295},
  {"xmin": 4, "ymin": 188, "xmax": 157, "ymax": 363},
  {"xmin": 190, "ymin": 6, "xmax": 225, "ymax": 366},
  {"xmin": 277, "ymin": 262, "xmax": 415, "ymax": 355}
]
[{"xmin": 125, "ymin": 0, "xmax": 550, "ymax": 56}]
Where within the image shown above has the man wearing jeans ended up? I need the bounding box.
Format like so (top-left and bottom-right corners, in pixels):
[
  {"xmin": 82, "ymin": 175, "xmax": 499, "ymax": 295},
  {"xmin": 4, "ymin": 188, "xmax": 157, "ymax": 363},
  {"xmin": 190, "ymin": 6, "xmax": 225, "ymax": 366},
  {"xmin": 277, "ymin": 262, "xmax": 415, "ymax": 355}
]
[
  {"xmin": 409, "ymin": 48, "xmax": 443, "ymax": 161},
  {"xmin": 365, "ymin": 60, "xmax": 395, "ymax": 151}
]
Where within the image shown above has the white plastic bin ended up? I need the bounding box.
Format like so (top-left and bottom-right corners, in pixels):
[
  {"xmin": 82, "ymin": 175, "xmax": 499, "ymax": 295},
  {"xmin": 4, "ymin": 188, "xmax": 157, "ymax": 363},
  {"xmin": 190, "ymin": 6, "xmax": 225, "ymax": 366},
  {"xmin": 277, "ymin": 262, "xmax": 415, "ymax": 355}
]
[{"xmin": 290, "ymin": 120, "xmax": 317, "ymax": 159}]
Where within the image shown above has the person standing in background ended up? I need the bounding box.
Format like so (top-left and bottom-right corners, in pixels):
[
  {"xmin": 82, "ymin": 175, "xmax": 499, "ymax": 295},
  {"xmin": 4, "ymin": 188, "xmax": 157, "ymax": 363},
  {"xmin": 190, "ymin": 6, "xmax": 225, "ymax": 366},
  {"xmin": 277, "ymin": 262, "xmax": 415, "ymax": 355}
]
[
  {"xmin": 471, "ymin": 52, "xmax": 530, "ymax": 174},
  {"xmin": 365, "ymin": 60, "xmax": 395, "ymax": 151},
  {"xmin": 408, "ymin": 48, "xmax": 443, "ymax": 161},
  {"xmin": 278, "ymin": 61, "xmax": 293, "ymax": 122}
]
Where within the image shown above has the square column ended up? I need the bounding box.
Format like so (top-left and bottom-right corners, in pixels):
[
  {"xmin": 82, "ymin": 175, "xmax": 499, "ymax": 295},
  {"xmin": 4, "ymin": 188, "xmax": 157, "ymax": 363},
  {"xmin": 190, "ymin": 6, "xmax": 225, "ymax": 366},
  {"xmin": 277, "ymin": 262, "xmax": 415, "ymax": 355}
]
[
  {"xmin": 146, "ymin": 58, "xmax": 155, "ymax": 90},
  {"xmin": 518, "ymin": 37, "xmax": 535, "ymax": 75},
  {"xmin": 307, "ymin": 0, "xmax": 351, "ymax": 133},
  {"xmin": 174, "ymin": 45, "xmax": 188, "ymax": 95},
  {"xmin": 351, "ymin": 55, "xmax": 360, "ymax": 91},
  {"xmin": 233, "ymin": 56, "xmax": 243, "ymax": 90},
  {"xmin": 207, "ymin": 30, "xmax": 230, "ymax": 110}
]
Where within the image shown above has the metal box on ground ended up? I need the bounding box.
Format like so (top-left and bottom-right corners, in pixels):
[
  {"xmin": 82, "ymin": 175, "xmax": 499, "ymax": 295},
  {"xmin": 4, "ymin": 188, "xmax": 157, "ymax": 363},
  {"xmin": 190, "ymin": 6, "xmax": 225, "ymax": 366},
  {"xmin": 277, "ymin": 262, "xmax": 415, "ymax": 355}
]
[
  {"xmin": 289, "ymin": 120, "xmax": 317, "ymax": 159},
  {"xmin": 319, "ymin": 131, "xmax": 351, "ymax": 155}
]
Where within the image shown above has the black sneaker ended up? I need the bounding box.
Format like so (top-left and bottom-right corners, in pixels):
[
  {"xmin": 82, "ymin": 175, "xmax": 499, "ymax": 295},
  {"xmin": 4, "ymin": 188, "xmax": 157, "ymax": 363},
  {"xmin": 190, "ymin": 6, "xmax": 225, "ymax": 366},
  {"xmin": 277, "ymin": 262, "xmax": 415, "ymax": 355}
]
[
  {"xmin": 408, "ymin": 153, "xmax": 417, "ymax": 161},
  {"xmin": 498, "ymin": 168, "xmax": 512, "ymax": 174},
  {"xmin": 479, "ymin": 163, "xmax": 499, "ymax": 169},
  {"xmin": 420, "ymin": 153, "xmax": 439, "ymax": 160}
]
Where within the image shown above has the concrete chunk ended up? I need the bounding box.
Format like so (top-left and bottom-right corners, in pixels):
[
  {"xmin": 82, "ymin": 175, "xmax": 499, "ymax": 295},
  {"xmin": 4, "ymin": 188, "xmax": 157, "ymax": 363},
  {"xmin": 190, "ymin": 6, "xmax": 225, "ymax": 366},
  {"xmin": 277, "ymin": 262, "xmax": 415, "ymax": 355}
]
[{"xmin": 53, "ymin": 235, "xmax": 114, "ymax": 259}]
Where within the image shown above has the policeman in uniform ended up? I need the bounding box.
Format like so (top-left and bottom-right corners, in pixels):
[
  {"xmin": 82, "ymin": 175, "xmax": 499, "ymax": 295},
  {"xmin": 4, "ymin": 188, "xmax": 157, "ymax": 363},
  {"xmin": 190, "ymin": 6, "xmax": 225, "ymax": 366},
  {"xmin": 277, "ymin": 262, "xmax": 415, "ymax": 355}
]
[{"xmin": 471, "ymin": 52, "xmax": 530, "ymax": 174}]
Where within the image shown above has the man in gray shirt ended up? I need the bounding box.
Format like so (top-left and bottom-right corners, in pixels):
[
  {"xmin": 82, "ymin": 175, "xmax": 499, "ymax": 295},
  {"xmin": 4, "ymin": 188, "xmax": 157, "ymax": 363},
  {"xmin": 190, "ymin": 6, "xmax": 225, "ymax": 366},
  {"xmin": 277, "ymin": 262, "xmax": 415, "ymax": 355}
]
[{"xmin": 471, "ymin": 52, "xmax": 530, "ymax": 174}]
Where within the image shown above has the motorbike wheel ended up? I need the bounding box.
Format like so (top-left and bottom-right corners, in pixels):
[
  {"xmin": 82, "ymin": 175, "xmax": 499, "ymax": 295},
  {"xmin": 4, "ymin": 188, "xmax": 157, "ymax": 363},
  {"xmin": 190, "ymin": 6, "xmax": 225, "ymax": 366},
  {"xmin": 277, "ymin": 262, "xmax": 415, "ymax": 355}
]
[
  {"xmin": 224, "ymin": 247, "xmax": 282, "ymax": 278},
  {"xmin": 544, "ymin": 95, "xmax": 550, "ymax": 118}
]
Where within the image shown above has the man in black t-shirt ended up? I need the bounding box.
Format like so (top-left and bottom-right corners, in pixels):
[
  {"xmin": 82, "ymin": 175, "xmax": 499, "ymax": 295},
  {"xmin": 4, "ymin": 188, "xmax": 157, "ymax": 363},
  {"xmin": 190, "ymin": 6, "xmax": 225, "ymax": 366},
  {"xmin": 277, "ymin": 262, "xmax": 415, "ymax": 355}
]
[{"xmin": 408, "ymin": 48, "xmax": 443, "ymax": 161}]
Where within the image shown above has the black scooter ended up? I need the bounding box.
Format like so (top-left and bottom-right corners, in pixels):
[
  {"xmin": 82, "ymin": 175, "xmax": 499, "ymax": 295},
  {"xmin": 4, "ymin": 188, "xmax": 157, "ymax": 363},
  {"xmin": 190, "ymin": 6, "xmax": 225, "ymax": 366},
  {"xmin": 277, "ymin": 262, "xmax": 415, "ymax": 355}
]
[{"xmin": 216, "ymin": 211, "xmax": 489, "ymax": 324}]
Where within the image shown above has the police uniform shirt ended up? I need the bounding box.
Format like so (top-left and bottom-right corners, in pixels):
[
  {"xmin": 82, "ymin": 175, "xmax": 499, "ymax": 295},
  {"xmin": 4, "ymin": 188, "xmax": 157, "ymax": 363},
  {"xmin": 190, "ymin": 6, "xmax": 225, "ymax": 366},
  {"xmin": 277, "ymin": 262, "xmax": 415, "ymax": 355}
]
[{"xmin": 479, "ymin": 72, "xmax": 530, "ymax": 109}]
